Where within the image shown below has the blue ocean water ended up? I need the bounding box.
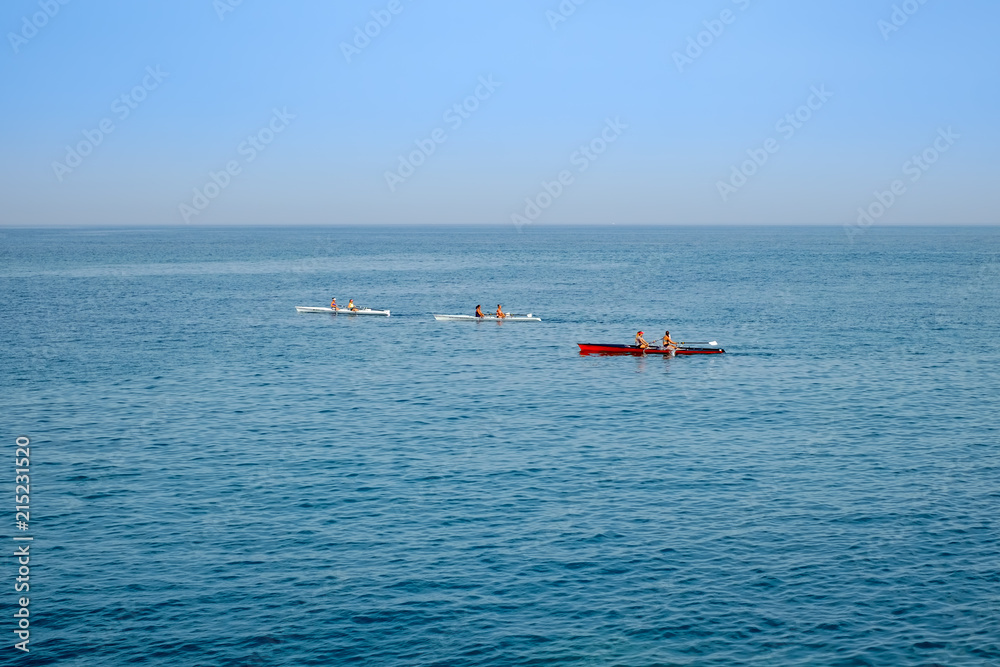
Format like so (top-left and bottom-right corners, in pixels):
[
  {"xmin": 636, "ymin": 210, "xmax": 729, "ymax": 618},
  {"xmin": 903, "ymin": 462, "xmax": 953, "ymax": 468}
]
[{"xmin": 1, "ymin": 226, "xmax": 999, "ymax": 666}]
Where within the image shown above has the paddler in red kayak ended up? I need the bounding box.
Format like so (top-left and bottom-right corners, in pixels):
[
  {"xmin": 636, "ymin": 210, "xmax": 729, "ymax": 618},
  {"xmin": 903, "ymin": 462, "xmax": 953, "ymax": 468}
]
[
  {"xmin": 475, "ymin": 305, "xmax": 485, "ymax": 318},
  {"xmin": 635, "ymin": 331, "xmax": 649, "ymax": 349},
  {"xmin": 496, "ymin": 304, "xmax": 506, "ymax": 319},
  {"xmin": 661, "ymin": 330, "xmax": 678, "ymax": 350}
]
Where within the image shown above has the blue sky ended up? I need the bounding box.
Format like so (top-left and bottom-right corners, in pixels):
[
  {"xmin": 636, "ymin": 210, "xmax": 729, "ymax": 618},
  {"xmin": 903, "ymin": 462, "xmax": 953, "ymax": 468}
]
[{"xmin": 1, "ymin": 0, "xmax": 997, "ymax": 226}]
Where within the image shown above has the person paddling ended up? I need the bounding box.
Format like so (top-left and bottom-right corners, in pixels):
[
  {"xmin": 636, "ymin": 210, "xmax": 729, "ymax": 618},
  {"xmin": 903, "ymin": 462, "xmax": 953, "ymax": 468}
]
[
  {"xmin": 496, "ymin": 304, "xmax": 506, "ymax": 319},
  {"xmin": 475, "ymin": 305, "xmax": 485, "ymax": 318},
  {"xmin": 348, "ymin": 299, "xmax": 357, "ymax": 311},
  {"xmin": 635, "ymin": 331, "xmax": 649, "ymax": 349},
  {"xmin": 330, "ymin": 297, "xmax": 338, "ymax": 310},
  {"xmin": 661, "ymin": 330, "xmax": 678, "ymax": 350}
]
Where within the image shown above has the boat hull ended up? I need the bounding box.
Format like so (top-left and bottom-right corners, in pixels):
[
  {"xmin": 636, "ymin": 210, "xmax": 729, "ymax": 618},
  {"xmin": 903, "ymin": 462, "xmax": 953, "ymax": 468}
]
[
  {"xmin": 296, "ymin": 306, "xmax": 390, "ymax": 316},
  {"xmin": 578, "ymin": 343, "xmax": 724, "ymax": 355},
  {"xmin": 433, "ymin": 314, "xmax": 541, "ymax": 322}
]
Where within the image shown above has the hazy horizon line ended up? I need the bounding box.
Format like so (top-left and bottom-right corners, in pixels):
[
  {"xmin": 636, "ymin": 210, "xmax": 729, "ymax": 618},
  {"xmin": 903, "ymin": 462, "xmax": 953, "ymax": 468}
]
[{"xmin": 3, "ymin": 222, "xmax": 998, "ymax": 231}]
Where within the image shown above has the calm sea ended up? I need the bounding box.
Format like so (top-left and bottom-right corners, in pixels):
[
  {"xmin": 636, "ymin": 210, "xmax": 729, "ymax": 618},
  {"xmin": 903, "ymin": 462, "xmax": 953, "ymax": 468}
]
[{"xmin": 2, "ymin": 226, "xmax": 998, "ymax": 666}]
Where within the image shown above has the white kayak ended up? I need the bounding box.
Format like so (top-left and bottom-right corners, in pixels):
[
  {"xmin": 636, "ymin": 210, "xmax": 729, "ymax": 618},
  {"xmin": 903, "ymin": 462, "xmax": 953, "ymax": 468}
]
[
  {"xmin": 433, "ymin": 313, "xmax": 541, "ymax": 322},
  {"xmin": 296, "ymin": 306, "xmax": 390, "ymax": 316}
]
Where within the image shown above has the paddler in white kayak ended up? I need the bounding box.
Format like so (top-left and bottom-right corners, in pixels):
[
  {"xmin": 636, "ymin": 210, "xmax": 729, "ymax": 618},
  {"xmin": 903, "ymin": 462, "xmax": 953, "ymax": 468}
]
[
  {"xmin": 475, "ymin": 305, "xmax": 485, "ymax": 318},
  {"xmin": 347, "ymin": 299, "xmax": 358, "ymax": 311},
  {"xmin": 330, "ymin": 297, "xmax": 338, "ymax": 310},
  {"xmin": 496, "ymin": 304, "xmax": 506, "ymax": 319},
  {"xmin": 661, "ymin": 330, "xmax": 678, "ymax": 350},
  {"xmin": 635, "ymin": 331, "xmax": 649, "ymax": 349}
]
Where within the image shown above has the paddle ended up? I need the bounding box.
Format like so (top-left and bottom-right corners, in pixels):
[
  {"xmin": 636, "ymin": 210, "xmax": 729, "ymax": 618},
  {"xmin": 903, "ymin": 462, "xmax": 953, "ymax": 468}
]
[{"xmin": 680, "ymin": 341, "xmax": 717, "ymax": 346}]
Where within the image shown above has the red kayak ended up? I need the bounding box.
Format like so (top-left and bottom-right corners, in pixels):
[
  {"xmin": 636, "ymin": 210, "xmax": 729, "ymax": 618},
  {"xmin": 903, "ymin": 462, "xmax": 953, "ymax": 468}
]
[{"xmin": 578, "ymin": 343, "xmax": 724, "ymax": 355}]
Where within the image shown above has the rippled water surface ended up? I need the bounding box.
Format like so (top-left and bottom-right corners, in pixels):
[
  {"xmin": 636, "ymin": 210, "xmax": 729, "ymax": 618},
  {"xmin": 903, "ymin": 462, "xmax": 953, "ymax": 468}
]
[{"xmin": 2, "ymin": 226, "xmax": 999, "ymax": 666}]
